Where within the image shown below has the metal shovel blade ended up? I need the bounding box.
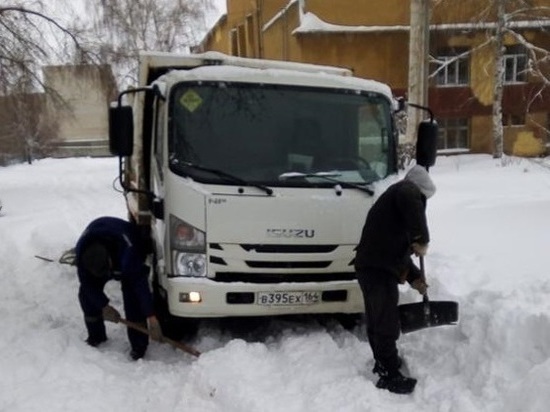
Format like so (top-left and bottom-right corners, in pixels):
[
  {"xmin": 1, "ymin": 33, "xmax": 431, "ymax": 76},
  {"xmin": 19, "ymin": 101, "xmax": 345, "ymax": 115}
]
[{"xmin": 399, "ymin": 300, "xmax": 459, "ymax": 334}]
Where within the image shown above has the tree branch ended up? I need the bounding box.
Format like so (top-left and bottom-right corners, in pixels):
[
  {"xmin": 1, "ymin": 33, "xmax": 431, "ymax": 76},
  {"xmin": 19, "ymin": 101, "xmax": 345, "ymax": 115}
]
[{"xmin": 0, "ymin": 6, "xmax": 89, "ymax": 61}]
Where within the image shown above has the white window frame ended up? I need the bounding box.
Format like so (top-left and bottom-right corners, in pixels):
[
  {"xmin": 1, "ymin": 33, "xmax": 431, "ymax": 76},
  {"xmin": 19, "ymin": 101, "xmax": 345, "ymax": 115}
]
[
  {"xmin": 504, "ymin": 46, "xmax": 527, "ymax": 84},
  {"xmin": 435, "ymin": 49, "xmax": 469, "ymax": 87},
  {"xmin": 437, "ymin": 118, "xmax": 470, "ymax": 152}
]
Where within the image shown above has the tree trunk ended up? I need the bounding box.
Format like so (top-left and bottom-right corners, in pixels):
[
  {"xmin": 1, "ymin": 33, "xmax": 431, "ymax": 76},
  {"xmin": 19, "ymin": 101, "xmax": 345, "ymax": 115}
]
[{"xmin": 492, "ymin": 0, "xmax": 505, "ymax": 159}]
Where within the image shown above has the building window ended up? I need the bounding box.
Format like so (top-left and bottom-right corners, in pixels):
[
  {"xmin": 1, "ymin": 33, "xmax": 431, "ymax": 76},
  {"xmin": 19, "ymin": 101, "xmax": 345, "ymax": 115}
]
[
  {"xmin": 504, "ymin": 45, "xmax": 527, "ymax": 83},
  {"xmin": 245, "ymin": 14, "xmax": 256, "ymax": 58},
  {"xmin": 229, "ymin": 29, "xmax": 238, "ymax": 56},
  {"xmin": 502, "ymin": 113, "xmax": 525, "ymax": 126},
  {"xmin": 237, "ymin": 24, "xmax": 246, "ymax": 56},
  {"xmin": 438, "ymin": 118, "xmax": 469, "ymax": 151},
  {"xmin": 435, "ymin": 48, "xmax": 469, "ymax": 86}
]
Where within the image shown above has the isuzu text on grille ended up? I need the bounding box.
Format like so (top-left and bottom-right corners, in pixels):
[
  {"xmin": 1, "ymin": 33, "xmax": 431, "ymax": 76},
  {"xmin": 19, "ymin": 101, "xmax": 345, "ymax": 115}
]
[{"xmin": 266, "ymin": 229, "xmax": 315, "ymax": 238}]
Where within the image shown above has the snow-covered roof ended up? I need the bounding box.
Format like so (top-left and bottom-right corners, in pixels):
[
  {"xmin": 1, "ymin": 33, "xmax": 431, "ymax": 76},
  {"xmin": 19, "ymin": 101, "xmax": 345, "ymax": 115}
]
[
  {"xmin": 159, "ymin": 64, "xmax": 393, "ymax": 101},
  {"xmin": 139, "ymin": 50, "xmax": 352, "ymax": 77},
  {"xmin": 263, "ymin": 0, "xmax": 300, "ymax": 32},
  {"xmin": 294, "ymin": 12, "xmax": 410, "ymax": 34},
  {"xmin": 431, "ymin": 20, "xmax": 550, "ymax": 31},
  {"xmin": 293, "ymin": 11, "xmax": 550, "ymax": 34}
]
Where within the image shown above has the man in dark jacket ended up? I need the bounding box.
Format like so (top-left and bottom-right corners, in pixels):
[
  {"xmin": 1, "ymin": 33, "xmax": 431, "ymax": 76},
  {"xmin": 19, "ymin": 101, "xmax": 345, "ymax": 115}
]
[
  {"xmin": 75, "ymin": 216, "xmax": 163, "ymax": 360},
  {"xmin": 355, "ymin": 165, "xmax": 436, "ymax": 394}
]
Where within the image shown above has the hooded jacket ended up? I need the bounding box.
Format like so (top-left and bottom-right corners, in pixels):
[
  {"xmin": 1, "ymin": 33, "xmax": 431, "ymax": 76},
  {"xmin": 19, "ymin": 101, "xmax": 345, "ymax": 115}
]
[{"xmin": 354, "ymin": 166, "xmax": 435, "ymax": 281}]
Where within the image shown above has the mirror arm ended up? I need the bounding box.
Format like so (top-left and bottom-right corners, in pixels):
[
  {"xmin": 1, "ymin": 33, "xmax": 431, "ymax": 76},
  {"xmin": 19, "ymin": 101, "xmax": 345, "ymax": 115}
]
[
  {"xmin": 116, "ymin": 86, "xmax": 156, "ymax": 107},
  {"xmin": 407, "ymin": 102, "xmax": 434, "ymax": 123}
]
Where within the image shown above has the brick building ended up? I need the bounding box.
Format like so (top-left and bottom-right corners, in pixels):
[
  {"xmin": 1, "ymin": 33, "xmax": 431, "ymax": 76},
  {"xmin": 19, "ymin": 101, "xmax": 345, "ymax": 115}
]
[{"xmin": 197, "ymin": 0, "xmax": 550, "ymax": 156}]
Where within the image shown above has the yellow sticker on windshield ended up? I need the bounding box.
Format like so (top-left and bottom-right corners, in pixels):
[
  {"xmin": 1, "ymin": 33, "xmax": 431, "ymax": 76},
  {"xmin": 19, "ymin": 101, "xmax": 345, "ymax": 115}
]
[{"xmin": 180, "ymin": 90, "xmax": 202, "ymax": 112}]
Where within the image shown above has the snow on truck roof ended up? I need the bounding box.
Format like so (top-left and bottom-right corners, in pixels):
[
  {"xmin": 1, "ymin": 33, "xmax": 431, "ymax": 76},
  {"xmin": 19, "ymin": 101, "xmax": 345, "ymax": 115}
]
[
  {"xmin": 140, "ymin": 50, "xmax": 352, "ymax": 76},
  {"xmin": 139, "ymin": 51, "xmax": 393, "ymax": 101}
]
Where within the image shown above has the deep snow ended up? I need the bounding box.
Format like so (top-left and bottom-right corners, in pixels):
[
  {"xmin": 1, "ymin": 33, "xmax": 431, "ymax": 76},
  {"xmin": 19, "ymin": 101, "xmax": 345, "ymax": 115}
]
[{"xmin": 1, "ymin": 154, "xmax": 550, "ymax": 412}]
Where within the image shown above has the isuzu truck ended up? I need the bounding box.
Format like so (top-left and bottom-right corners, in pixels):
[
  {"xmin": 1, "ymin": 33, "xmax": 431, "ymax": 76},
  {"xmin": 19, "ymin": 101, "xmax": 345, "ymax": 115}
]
[{"xmin": 108, "ymin": 51, "xmax": 436, "ymax": 336}]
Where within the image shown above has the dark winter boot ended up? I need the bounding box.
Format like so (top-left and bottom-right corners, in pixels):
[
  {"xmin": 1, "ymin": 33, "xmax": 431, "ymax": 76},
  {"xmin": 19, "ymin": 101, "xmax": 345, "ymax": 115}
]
[
  {"xmin": 130, "ymin": 349, "xmax": 145, "ymax": 360},
  {"xmin": 373, "ymin": 359, "xmax": 416, "ymax": 394},
  {"xmin": 130, "ymin": 345, "xmax": 147, "ymax": 361},
  {"xmin": 84, "ymin": 316, "xmax": 107, "ymax": 347},
  {"xmin": 376, "ymin": 372, "xmax": 417, "ymax": 394},
  {"xmin": 372, "ymin": 356, "xmax": 403, "ymax": 375},
  {"xmin": 85, "ymin": 335, "xmax": 107, "ymax": 347}
]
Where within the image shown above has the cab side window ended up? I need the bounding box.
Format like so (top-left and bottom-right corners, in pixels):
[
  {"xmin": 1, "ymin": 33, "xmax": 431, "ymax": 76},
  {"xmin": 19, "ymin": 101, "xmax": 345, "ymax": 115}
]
[{"xmin": 153, "ymin": 98, "xmax": 166, "ymax": 181}]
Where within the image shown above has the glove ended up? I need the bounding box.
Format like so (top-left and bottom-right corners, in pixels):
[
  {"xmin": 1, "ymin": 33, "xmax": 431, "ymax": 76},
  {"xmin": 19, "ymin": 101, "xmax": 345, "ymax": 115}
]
[
  {"xmin": 411, "ymin": 278, "xmax": 428, "ymax": 296},
  {"xmin": 147, "ymin": 316, "xmax": 164, "ymax": 342},
  {"xmin": 411, "ymin": 242, "xmax": 429, "ymax": 257},
  {"xmin": 102, "ymin": 305, "xmax": 121, "ymax": 323}
]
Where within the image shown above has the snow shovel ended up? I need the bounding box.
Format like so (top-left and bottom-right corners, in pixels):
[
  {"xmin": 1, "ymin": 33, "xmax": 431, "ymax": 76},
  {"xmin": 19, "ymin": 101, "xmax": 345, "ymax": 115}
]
[
  {"xmin": 398, "ymin": 257, "xmax": 459, "ymax": 334},
  {"xmin": 34, "ymin": 248, "xmax": 76, "ymax": 266},
  {"xmin": 119, "ymin": 318, "xmax": 201, "ymax": 357}
]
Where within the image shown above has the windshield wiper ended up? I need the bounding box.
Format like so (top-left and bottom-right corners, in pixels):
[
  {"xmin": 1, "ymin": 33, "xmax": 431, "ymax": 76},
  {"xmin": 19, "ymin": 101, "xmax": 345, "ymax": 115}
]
[
  {"xmin": 279, "ymin": 172, "xmax": 374, "ymax": 196},
  {"xmin": 179, "ymin": 161, "xmax": 274, "ymax": 196}
]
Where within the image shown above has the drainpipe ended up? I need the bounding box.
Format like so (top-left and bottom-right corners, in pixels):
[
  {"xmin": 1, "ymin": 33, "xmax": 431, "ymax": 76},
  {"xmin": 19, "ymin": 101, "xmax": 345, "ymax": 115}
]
[
  {"xmin": 256, "ymin": 0, "xmax": 264, "ymax": 58},
  {"xmin": 283, "ymin": 7, "xmax": 288, "ymax": 60}
]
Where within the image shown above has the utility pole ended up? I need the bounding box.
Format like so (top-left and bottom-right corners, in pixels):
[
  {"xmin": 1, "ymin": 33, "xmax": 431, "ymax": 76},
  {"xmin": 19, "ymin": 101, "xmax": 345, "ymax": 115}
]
[{"xmin": 406, "ymin": 0, "xmax": 430, "ymax": 144}]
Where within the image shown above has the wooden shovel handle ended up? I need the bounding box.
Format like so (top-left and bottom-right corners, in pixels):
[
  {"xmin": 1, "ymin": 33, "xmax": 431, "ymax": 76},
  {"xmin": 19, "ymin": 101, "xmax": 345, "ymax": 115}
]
[
  {"xmin": 119, "ymin": 318, "xmax": 201, "ymax": 358},
  {"xmin": 418, "ymin": 256, "xmax": 431, "ymax": 327},
  {"xmin": 419, "ymin": 255, "xmax": 425, "ymax": 279},
  {"xmin": 419, "ymin": 255, "xmax": 429, "ymax": 301}
]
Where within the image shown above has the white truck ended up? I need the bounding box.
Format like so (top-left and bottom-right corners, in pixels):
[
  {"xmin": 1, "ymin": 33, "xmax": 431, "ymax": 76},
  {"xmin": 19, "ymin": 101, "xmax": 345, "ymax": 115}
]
[{"xmin": 108, "ymin": 51, "xmax": 436, "ymax": 337}]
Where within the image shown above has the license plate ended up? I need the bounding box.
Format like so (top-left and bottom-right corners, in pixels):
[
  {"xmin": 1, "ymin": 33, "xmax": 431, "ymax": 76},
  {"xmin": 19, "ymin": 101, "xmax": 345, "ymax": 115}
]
[{"xmin": 257, "ymin": 291, "xmax": 320, "ymax": 306}]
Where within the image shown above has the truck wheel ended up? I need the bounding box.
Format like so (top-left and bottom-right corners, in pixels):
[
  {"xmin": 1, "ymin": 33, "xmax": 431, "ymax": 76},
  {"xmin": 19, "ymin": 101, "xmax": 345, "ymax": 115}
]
[
  {"xmin": 150, "ymin": 253, "xmax": 198, "ymax": 340},
  {"xmin": 160, "ymin": 314, "xmax": 199, "ymax": 341},
  {"xmin": 153, "ymin": 286, "xmax": 199, "ymax": 340},
  {"xmin": 336, "ymin": 313, "xmax": 363, "ymax": 331}
]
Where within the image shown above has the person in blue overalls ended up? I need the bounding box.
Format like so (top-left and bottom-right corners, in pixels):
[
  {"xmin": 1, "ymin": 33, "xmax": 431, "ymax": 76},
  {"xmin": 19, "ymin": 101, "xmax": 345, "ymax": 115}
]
[{"xmin": 75, "ymin": 216, "xmax": 163, "ymax": 360}]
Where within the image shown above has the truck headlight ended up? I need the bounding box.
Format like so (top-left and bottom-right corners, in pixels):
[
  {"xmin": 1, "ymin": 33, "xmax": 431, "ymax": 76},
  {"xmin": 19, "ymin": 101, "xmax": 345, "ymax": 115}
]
[
  {"xmin": 170, "ymin": 214, "xmax": 206, "ymax": 277},
  {"xmin": 174, "ymin": 252, "xmax": 206, "ymax": 277}
]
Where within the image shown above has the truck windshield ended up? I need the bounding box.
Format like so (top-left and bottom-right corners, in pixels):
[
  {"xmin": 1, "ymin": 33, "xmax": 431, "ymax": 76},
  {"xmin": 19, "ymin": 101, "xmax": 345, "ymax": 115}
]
[{"xmin": 169, "ymin": 82, "xmax": 395, "ymax": 187}]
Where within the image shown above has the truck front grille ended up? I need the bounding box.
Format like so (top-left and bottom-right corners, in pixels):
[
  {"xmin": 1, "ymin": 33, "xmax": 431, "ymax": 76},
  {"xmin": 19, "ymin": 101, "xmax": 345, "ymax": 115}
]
[
  {"xmin": 245, "ymin": 260, "xmax": 331, "ymax": 269},
  {"xmin": 208, "ymin": 242, "xmax": 356, "ymax": 283},
  {"xmin": 215, "ymin": 272, "xmax": 356, "ymax": 283},
  {"xmin": 240, "ymin": 244, "xmax": 337, "ymax": 253}
]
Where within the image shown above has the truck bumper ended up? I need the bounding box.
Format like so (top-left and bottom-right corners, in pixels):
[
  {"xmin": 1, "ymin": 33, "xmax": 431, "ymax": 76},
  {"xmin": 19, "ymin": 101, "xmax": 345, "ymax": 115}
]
[{"xmin": 163, "ymin": 277, "xmax": 365, "ymax": 318}]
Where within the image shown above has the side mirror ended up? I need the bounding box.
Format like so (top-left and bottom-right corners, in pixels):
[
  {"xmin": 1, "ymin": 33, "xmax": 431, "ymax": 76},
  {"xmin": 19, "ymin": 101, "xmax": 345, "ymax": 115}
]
[
  {"xmin": 151, "ymin": 198, "xmax": 164, "ymax": 220},
  {"xmin": 416, "ymin": 120, "xmax": 438, "ymax": 169},
  {"xmin": 109, "ymin": 105, "xmax": 134, "ymax": 157}
]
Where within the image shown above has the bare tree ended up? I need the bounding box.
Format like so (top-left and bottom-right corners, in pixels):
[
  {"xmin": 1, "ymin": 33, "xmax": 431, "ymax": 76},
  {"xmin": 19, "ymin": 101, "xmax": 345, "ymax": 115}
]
[
  {"xmin": 87, "ymin": 0, "xmax": 214, "ymax": 88},
  {"xmin": 486, "ymin": 0, "xmax": 550, "ymax": 158},
  {"xmin": 492, "ymin": 0, "xmax": 506, "ymax": 159},
  {"xmin": 0, "ymin": 4, "xmax": 89, "ymax": 164},
  {"xmin": 0, "ymin": 5, "xmax": 89, "ymax": 95},
  {"xmin": 0, "ymin": 91, "xmax": 59, "ymax": 165},
  {"xmin": 430, "ymin": 0, "xmax": 550, "ymax": 159},
  {"xmin": 407, "ymin": 0, "xmax": 431, "ymax": 143}
]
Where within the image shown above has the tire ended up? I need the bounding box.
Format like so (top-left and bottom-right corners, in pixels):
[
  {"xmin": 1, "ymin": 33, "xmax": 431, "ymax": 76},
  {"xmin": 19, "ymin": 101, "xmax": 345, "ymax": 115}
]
[
  {"xmin": 335, "ymin": 313, "xmax": 363, "ymax": 331},
  {"xmin": 152, "ymin": 281, "xmax": 199, "ymax": 340},
  {"xmin": 161, "ymin": 313, "xmax": 199, "ymax": 341}
]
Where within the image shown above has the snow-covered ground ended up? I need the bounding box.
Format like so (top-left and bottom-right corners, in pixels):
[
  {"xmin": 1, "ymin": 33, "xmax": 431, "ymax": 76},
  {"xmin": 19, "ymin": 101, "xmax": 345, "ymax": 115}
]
[{"xmin": 1, "ymin": 154, "xmax": 550, "ymax": 411}]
